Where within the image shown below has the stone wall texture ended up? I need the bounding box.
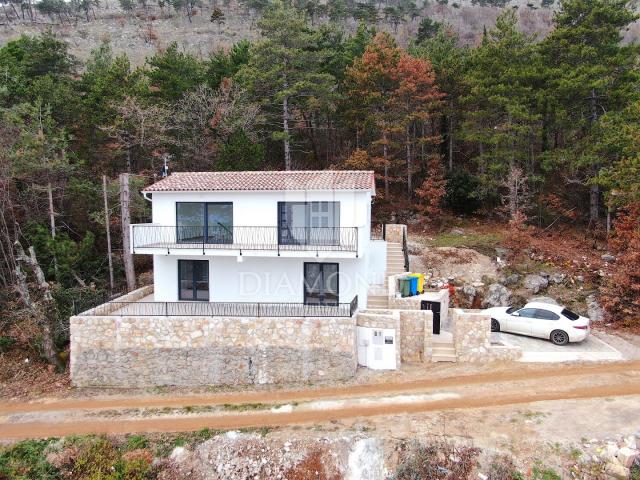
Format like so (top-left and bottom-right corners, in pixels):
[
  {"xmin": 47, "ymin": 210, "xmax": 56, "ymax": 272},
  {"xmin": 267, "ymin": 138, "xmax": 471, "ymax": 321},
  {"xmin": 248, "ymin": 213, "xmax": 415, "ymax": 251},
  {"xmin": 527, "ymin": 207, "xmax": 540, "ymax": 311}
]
[
  {"xmin": 452, "ymin": 309, "xmax": 521, "ymax": 362},
  {"xmin": 71, "ymin": 311, "xmax": 357, "ymax": 387}
]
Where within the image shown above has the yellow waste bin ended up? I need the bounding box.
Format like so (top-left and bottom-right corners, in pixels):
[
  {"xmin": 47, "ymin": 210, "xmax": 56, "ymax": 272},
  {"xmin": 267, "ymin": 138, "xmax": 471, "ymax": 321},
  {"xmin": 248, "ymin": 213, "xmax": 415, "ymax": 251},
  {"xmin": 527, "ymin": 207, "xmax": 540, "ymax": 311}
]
[{"xmin": 409, "ymin": 273, "xmax": 425, "ymax": 294}]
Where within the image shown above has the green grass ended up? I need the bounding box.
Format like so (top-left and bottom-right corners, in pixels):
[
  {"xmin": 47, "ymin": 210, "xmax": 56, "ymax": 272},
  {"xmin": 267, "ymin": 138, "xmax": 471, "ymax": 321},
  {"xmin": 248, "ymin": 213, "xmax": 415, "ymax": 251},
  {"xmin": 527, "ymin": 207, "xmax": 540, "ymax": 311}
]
[{"xmin": 424, "ymin": 231, "xmax": 504, "ymax": 256}]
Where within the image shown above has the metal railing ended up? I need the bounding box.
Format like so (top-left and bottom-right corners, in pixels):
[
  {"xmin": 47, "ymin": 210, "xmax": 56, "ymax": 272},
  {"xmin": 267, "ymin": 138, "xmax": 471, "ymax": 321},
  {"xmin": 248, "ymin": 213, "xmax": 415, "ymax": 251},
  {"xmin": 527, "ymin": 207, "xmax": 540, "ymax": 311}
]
[
  {"xmin": 131, "ymin": 225, "xmax": 359, "ymax": 254},
  {"xmin": 85, "ymin": 295, "xmax": 358, "ymax": 318},
  {"xmin": 402, "ymin": 227, "xmax": 410, "ymax": 272}
]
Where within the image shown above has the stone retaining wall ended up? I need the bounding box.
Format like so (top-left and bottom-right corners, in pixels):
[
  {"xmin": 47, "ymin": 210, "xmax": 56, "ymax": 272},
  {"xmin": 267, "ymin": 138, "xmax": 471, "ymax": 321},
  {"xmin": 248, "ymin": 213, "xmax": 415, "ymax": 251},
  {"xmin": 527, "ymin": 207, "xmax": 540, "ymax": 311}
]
[
  {"xmin": 452, "ymin": 309, "xmax": 522, "ymax": 362},
  {"xmin": 71, "ymin": 300, "xmax": 357, "ymax": 387}
]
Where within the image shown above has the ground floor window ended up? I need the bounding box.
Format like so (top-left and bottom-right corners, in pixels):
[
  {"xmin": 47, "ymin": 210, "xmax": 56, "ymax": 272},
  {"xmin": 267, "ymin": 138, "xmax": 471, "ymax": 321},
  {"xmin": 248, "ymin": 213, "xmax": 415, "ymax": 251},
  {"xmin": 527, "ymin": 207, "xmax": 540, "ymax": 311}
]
[
  {"xmin": 304, "ymin": 262, "xmax": 339, "ymax": 306},
  {"xmin": 178, "ymin": 260, "xmax": 209, "ymax": 301}
]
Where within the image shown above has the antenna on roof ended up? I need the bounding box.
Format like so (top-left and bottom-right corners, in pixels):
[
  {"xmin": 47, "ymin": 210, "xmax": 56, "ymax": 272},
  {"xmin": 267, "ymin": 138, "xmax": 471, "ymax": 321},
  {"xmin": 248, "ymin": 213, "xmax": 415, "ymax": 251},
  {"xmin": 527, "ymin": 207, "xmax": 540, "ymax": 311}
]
[{"xmin": 161, "ymin": 153, "xmax": 171, "ymax": 178}]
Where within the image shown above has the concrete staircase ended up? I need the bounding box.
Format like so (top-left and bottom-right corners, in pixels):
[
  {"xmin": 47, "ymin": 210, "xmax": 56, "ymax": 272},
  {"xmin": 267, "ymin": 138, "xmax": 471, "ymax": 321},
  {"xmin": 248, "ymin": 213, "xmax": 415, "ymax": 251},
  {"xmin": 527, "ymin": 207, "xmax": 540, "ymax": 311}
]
[
  {"xmin": 432, "ymin": 331, "xmax": 457, "ymax": 362},
  {"xmin": 366, "ymin": 241, "xmax": 407, "ymax": 309}
]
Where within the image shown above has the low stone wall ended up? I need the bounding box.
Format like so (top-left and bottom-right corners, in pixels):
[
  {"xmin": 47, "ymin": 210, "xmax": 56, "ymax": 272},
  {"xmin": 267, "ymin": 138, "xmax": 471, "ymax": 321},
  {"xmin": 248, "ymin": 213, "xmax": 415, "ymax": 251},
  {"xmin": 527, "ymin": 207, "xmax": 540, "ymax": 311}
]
[
  {"xmin": 356, "ymin": 309, "xmax": 433, "ymax": 364},
  {"xmin": 384, "ymin": 224, "xmax": 406, "ymax": 243},
  {"xmin": 452, "ymin": 309, "xmax": 521, "ymax": 362},
  {"xmin": 71, "ymin": 313, "xmax": 357, "ymax": 387},
  {"xmin": 388, "ymin": 275, "xmax": 450, "ymax": 328}
]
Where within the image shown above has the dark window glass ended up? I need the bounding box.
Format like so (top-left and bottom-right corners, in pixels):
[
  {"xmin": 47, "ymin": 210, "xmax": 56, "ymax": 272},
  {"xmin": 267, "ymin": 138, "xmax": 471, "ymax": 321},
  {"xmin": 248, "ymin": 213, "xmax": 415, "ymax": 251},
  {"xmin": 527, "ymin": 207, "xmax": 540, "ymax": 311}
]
[
  {"xmin": 533, "ymin": 309, "xmax": 560, "ymax": 320},
  {"xmin": 177, "ymin": 202, "xmax": 233, "ymax": 244},
  {"xmin": 516, "ymin": 308, "xmax": 537, "ymax": 318},
  {"xmin": 304, "ymin": 263, "xmax": 339, "ymax": 306},
  {"xmin": 178, "ymin": 260, "xmax": 209, "ymax": 301},
  {"xmin": 562, "ymin": 308, "xmax": 580, "ymax": 320},
  {"xmin": 506, "ymin": 306, "xmax": 520, "ymax": 314},
  {"xmin": 278, "ymin": 202, "xmax": 340, "ymax": 246}
]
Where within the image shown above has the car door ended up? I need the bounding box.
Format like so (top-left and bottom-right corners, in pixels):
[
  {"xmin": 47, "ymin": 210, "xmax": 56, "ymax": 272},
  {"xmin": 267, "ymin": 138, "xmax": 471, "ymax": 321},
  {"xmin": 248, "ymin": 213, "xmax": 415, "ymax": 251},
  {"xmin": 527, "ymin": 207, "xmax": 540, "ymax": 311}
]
[
  {"xmin": 507, "ymin": 308, "xmax": 535, "ymax": 335},
  {"xmin": 530, "ymin": 308, "xmax": 561, "ymax": 339}
]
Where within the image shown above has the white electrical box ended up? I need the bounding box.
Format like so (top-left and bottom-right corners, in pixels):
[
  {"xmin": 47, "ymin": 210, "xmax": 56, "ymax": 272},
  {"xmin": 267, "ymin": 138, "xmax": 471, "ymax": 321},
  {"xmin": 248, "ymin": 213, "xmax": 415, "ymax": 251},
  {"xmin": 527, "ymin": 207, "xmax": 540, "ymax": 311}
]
[{"xmin": 357, "ymin": 326, "xmax": 397, "ymax": 370}]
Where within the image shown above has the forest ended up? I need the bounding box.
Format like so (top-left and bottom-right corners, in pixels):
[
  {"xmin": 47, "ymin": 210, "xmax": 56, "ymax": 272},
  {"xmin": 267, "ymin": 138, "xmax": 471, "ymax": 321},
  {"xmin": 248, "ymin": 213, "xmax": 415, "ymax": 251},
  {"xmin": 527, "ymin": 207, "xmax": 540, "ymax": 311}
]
[{"xmin": 0, "ymin": 0, "xmax": 639, "ymax": 369}]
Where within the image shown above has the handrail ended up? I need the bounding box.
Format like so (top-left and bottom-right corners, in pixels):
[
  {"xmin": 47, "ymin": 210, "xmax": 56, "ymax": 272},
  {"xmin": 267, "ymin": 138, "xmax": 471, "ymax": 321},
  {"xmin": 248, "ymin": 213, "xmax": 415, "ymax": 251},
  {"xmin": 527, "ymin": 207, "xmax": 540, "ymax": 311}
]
[
  {"xmin": 131, "ymin": 225, "xmax": 359, "ymax": 253},
  {"xmin": 82, "ymin": 296, "xmax": 359, "ymax": 318},
  {"xmin": 402, "ymin": 227, "xmax": 409, "ymax": 272}
]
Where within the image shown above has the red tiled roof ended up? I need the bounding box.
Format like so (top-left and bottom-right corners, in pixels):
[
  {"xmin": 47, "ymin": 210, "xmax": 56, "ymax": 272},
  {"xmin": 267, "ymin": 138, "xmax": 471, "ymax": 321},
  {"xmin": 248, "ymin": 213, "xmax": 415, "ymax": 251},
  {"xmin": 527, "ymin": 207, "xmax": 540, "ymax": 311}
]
[{"xmin": 142, "ymin": 170, "xmax": 376, "ymax": 193}]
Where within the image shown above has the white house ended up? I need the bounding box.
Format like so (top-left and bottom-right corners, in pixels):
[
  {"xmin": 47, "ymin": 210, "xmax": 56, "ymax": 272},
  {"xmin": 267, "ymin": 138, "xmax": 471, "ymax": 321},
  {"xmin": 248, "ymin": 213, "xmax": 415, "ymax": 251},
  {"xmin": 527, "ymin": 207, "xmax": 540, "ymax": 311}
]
[{"xmin": 130, "ymin": 170, "xmax": 384, "ymax": 315}]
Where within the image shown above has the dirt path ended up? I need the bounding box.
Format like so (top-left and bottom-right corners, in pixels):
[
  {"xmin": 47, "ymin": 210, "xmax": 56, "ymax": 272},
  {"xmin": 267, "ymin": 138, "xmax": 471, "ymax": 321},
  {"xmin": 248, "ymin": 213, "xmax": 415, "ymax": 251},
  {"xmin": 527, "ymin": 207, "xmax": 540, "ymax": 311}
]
[
  {"xmin": 2, "ymin": 361, "xmax": 640, "ymax": 440},
  {"xmin": 2, "ymin": 360, "xmax": 640, "ymax": 415},
  {"xmin": 2, "ymin": 382, "xmax": 640, "ymax": 440}
]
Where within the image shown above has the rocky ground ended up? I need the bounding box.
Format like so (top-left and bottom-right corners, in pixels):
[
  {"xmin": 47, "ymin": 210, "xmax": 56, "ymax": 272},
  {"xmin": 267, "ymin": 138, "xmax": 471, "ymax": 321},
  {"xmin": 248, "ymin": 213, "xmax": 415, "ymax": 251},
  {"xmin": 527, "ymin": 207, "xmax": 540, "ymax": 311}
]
[{"xmin": 408, "ymin": 221, "xmax": 613, "ymax": 324}]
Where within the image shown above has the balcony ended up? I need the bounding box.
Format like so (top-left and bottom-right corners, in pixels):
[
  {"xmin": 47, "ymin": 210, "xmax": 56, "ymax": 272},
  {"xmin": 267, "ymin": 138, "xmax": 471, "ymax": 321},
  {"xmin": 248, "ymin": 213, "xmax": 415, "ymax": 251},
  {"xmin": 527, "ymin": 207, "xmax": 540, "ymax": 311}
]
[
  {"xmin": 78, "ymin": 291, "xmax": 358, "ymax": 318},
  {"xmin": 131, "ymin": 225, "xmax": 359, "ymax": 255}
]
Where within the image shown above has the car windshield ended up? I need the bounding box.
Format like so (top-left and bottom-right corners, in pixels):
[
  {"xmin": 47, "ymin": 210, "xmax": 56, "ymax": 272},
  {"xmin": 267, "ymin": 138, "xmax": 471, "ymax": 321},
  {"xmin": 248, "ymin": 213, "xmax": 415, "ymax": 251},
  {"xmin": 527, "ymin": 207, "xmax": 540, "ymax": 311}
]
[
  {"xmin": 506, "ymin": 306, "xmax": 520, "ymax": 314},
  {"xmin": 561, "ymin": 308, "xmax": 580, "ymax": 321}
]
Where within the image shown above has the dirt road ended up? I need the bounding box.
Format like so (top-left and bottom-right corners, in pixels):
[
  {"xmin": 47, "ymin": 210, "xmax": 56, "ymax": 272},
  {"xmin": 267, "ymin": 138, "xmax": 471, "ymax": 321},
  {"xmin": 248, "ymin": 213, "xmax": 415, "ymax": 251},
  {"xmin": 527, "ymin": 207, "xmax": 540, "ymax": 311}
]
[{"xmin": 2, "ymin": 361, "xmax": 640, "ymax": 440}]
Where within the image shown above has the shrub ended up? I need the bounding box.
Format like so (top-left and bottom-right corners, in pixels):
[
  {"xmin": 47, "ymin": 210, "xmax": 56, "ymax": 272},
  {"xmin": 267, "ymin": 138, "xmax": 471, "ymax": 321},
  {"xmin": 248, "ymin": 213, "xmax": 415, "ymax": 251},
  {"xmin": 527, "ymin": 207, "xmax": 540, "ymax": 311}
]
[
  {"xmin": 443, "ymin": 170, "xmax": 481, "ymax": 215},
  {"xmin": 391, "ymin": 439, "xmax": 481, "ymax": 479},
  {"xmin": 0, "ymin": 439, "xmax": 61, "ymax": 480}
]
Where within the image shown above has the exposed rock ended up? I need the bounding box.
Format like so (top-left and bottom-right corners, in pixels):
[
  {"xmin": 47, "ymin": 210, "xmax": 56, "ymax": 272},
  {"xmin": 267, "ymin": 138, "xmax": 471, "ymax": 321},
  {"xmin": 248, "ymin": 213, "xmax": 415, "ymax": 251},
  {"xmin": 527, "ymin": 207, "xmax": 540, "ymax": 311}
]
[
  {"xmin": 602, "ymin": 253, "xmax": 616, "ymax": 263},
  {"xmin": 523, "ymin": 274, "xmax": 549, "ymax": 294},
  {"xmin": 459, "ymin": 284, "xmax": 477, "ymax": 308},
  {"xmin": 587, "ymin": 294, "xmax": 605, "ymax": 322},
  {"xmin": 550, "ymin": 272, "xmax": 566, "ymax": 284},
  {"xmin": 495, "ymin": 247, "xmax": 510, "ymax": 259},
  {"xmin": 605, "ymin": 461, "xmax": 630, "ymax": 479},
  {"xmin": 538, "ymin": 271, "xmax": 550, "ymax": 279},
  {"xmin": 617, "ymin": 447, "xmax": 639, "ymax": 468},
  {"xmin": 502, "ymin": 273, "xmax": 520, "ymax": 286},
  {"xmin": 528, "ymin": 296, "xmax": 559, "ymax": 305},
  {"xmin": 482, "ymin": 283, "xmax": 511, "ymax": 308},
  {"xmin": 576, "ymin": 275, "xmax": 585, "ymax": 283}
]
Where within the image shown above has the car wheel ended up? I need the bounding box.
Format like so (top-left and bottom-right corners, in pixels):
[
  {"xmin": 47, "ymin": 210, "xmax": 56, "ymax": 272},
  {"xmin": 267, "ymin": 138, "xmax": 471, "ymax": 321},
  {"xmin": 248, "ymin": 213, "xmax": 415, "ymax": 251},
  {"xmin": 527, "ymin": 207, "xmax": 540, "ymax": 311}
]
[
  {"xmin": 550, "ymin": 330, "xmax": 569, "ymax": 346},
  {"xmin": 491, "ymin": 318, "xmax": 500, "ymax": 332}
]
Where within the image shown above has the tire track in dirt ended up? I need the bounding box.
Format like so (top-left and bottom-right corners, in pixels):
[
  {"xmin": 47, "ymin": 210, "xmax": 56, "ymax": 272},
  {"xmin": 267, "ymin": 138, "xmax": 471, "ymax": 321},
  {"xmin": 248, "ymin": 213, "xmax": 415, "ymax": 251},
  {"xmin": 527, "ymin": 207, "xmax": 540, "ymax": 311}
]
[
  {"xmin": 2, "ymin": 360, "xmax": 640, "ymax": 415},
  {"xmin": 1, "ymin": 382, "xmax": 639, "ymax": 440}
]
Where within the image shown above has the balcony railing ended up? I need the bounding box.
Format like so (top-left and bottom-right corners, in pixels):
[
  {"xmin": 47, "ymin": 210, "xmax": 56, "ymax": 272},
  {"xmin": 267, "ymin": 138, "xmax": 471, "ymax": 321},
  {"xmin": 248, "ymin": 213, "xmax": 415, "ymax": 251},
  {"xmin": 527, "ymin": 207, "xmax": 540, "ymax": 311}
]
[
  {"xmin": 83, "ymin": 295, "xmax": 358, "ymax": 318},
  {"xmin": 131, "ymin": 225, "xmax": 359, "ymax": 254}
]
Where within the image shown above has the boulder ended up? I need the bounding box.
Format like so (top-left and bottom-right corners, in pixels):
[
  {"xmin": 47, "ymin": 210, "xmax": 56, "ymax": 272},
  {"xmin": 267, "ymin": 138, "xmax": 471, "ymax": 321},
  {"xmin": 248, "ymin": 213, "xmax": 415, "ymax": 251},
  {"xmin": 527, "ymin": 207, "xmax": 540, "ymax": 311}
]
[
  {"xmin": 524, "ymin": 274, "xmax": 549, "ymax": 294},
  {"xmin": 602, "ymin": 253, "xmax": 616, "ymax": 263},
  {"xmin": 482, "ymin": 283, "xmax": 512, "ymax": 308},
  {"xmin": 528, "ymin": 296, "xmax": 559, "ymax": 305},
  {"xmin": 459, "ymin": 284, "xmax": 477, "ymax": 308},
  {"xmin": 550, "ymin": 272, "xmax": 566, "ymax": 284},
  {"xmin": 617, "ymin": 447, "xmax": 640, "ymax": 468},
  {"xmin": 605, "ymin": 462, "xmax": 630, "ymax": 480},
  {"xmin": 587, "ymin": 294, "xmax": 605, "ymax": 322},
  {"xmin": 502, "ymin": 273, "xmax": 520, "ymax": 286},
  {"xmin": 495, "ymin": 247, "xmax": 510, "ymax": 259}
]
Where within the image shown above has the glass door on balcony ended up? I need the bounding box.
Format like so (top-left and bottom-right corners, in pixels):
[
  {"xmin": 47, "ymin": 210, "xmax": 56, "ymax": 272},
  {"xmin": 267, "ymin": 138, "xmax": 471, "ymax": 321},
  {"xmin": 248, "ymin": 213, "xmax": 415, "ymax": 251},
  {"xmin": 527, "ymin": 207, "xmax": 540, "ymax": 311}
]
[
  {"xmin": 176, "ymin": 202, "xmax": 233, "ymax": 244},
  {"xmin": 178, "ymin": 260, "xmax": 209, "ymax": 301},
  {"xmin": 206, "ymin": 203, "xmax": 233, "ymax": 244},
  {"xmin": 278, "ymin": 202, "xmax": 340, "ymax": 246},
  {"xmin": 304, "ymin": 262, "xmax": 339, "ymax": 306}
]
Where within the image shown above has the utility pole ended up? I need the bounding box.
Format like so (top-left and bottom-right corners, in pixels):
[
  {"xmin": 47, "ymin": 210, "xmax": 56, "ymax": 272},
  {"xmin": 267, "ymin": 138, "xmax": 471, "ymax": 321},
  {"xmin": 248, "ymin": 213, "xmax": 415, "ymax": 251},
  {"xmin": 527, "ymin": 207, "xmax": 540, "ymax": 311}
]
[
  {"xmin": 119, "ymin": 173, "xmax": 136, "ymax": 291},
  {"xmin": 103, "ymin": 175, "xmax": 115, "ymax": 293}
]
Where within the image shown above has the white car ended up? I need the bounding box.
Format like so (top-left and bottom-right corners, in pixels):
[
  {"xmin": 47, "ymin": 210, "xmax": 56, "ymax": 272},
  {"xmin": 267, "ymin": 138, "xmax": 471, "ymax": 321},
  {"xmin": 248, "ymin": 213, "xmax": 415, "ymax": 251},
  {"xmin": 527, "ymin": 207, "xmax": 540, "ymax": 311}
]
[{"xmin": 484, "ymin": 302, "xmax": 590, "ymax": 345}]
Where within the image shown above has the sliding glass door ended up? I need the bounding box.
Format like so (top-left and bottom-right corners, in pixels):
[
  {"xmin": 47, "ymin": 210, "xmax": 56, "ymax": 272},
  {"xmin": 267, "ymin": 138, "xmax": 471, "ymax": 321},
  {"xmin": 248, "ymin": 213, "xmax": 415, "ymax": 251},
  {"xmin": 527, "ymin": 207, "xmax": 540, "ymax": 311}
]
[
  {"xmin": 304, "ymin": 262, "xmax": 339, "ymax": 306},
  {"xmin": 178, "ymin": 260, "xmax": 209, "ymax": 301},
  {"xmin": 176, "ymin": 202, "xmax": 233, "ymax": 244},
  {"xmin": 278, "ymin": 202, "xmax": 340, "ymax": 246}
]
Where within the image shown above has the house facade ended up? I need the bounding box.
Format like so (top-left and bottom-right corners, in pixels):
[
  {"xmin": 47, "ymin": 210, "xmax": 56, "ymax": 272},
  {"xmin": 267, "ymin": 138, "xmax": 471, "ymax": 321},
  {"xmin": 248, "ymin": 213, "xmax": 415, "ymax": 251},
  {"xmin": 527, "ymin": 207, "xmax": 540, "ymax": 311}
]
[{"xmin": 131, "ymin": 170, "xmax": 383, "ymax": 313}]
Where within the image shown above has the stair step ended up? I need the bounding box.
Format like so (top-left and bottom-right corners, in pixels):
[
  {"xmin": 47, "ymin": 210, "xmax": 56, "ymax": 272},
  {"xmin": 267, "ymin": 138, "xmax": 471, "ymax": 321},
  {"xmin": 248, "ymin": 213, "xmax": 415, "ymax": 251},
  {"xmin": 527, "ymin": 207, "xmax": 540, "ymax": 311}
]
[
  {"xmin": 432, "ymin": 347, "xmax": 456, "ymax": 355},
  {"xmin": 432, "ymin": 354, "xmax": 457, "ymax": 363}
]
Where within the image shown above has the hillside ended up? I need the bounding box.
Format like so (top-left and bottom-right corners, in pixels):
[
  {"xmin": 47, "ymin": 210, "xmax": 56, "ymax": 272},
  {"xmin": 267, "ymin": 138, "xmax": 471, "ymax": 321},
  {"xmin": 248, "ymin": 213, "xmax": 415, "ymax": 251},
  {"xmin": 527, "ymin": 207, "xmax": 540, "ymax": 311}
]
[{"xmin": 0, "ymin": 0, "xmax": 561, "ymax": 64}]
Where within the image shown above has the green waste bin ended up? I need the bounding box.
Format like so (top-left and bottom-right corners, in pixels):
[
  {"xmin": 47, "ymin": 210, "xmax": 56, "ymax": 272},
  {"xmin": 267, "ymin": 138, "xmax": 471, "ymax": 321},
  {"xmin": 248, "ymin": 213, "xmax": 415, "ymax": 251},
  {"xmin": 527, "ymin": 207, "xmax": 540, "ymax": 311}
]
[{"xmin": 398, "ymin": 276, "xmax": 411, "ymax": 297}]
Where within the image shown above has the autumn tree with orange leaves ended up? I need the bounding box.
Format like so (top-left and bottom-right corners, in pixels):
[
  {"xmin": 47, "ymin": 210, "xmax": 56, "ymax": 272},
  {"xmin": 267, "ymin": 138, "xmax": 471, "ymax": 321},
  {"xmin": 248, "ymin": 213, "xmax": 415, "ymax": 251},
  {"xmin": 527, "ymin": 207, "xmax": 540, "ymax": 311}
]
[{"xmin": 345, "ymin": 32, "xmax": 445, "ymax": 214}]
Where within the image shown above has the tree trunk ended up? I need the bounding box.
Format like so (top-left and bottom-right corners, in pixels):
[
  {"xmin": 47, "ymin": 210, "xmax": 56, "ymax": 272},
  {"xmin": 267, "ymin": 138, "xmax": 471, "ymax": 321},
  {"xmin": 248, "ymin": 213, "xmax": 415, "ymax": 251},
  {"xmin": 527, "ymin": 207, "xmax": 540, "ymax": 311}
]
[
  {"xmin": 448, "ymin": 116, "xmax": 454, "ymax": 171},
  {"xmin": 47, "ymin": 181, "xmax": 59, "ymax": 279},
  {"xmin": 406, "ymin": 125, "xmax": 412, "ymax": 198},
  {"xmin": 283, "ymin": 94, "xmax": 291, "ymax": 170},
  {"xmin": 589, "ymin": 183, "xmax": 599, "ymax": 225},
  {"xmin": 14, "ymin": 242, "xmax": 62, "ymax": 370},
  {"xmin": 383, "ymin": 130, "xmax": 389, "ymax": 199},
  {"xmin": 103, "ymin": 175, "xmax": 115, "ymax": 292},
  {"xmin": 120, "ymin": 173, "xmax": 136, "ymax": 291}
]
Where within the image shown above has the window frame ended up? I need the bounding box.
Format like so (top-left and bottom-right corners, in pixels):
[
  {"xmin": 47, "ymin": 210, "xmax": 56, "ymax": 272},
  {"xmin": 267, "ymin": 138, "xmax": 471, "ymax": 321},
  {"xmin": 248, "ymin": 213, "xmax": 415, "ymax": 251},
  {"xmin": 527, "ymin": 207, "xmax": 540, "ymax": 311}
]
[
  {"xmin": 303, "ymin": 262, "xmax": 339, "ymax": 306},
  {"xmin": 177, "ymin": 259, "xmax": 210, "ymax": 301},
  {"xmin": 175, "ymin": 201, "xmax": 233, "ymax": 244}
]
